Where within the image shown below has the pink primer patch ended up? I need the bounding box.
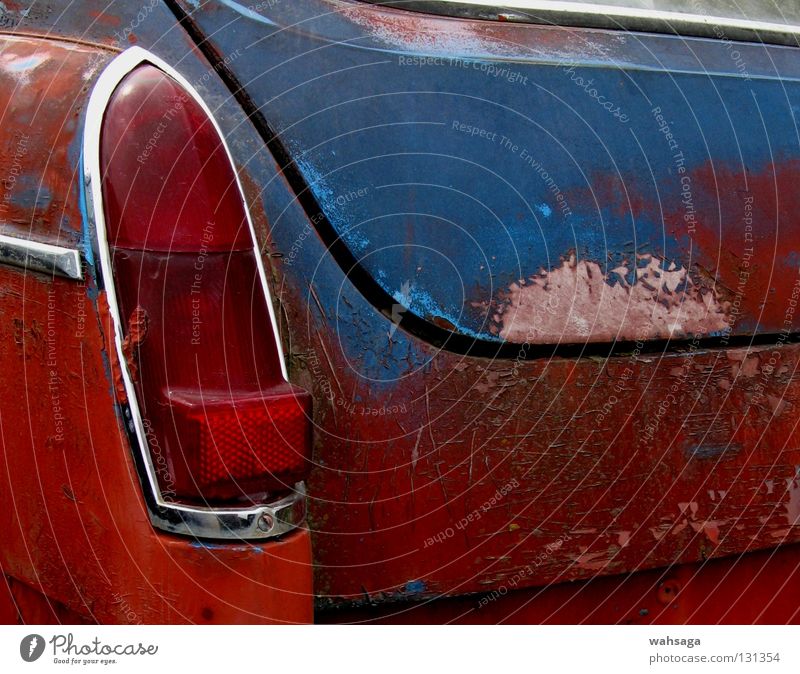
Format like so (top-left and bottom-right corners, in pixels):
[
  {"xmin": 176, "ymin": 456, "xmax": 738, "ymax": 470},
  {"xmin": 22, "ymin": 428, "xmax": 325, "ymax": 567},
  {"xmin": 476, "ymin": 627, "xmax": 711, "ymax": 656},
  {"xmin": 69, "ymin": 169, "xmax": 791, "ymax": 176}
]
[{"xmin": 495, "ymin": 254, "xmax": 730, "ymax": 343}]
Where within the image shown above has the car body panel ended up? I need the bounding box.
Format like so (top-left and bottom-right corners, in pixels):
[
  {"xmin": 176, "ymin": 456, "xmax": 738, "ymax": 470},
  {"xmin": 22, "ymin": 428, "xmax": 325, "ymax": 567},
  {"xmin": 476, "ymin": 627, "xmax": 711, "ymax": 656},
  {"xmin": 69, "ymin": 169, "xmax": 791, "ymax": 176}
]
[
  {"xmin": 174, "ymin": 0, "xmax": 800, "ymax": 607},
  {"xmin": 282, "ymin": 222, "xmax": 800, "ymax": 605},
  {"xmin": 178, "ymin": 0, "xmax": 800, "ymax": 347},
  {"xmin": 2, "ymin": 0, "xmax": 800, "ymax": 623},
  {"xmin": 318, "ymin": 539, "xmax": 800, "ymax": 624},
  {"xmin": 0, "ymin": 25, "xmax": 312, "ymax": 624}
]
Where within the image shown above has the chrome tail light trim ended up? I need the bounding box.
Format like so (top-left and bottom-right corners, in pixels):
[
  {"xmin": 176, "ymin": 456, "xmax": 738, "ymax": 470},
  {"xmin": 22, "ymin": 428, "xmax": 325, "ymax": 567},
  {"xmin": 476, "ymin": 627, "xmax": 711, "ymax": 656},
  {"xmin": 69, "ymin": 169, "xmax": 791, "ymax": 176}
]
[{"xmin": 82, "ymin": 46, "xmax": 305, "ymax": 541}]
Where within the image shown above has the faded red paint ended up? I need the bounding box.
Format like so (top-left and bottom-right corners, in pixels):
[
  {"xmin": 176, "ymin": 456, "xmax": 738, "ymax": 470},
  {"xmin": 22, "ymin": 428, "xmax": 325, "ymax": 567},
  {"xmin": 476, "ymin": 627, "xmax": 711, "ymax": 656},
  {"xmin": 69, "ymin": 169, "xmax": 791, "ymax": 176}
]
[
  {"xmin": 279, "ymin": 265, "xmax": 800, "ymax": 606},
  {"xmin": 0, "ymin": 36, "xmax": 111, "ymax": 245},
  {"xmin": 680, "ymin": 159, "xmax": 800, "ymax": 333},
  {"xmin": 319, "ymin": 540, "xmax": 800, "ymax": 623},
  {"xmin": 0, "ymin": 35, "xmax": 313, "ymax": 624}
]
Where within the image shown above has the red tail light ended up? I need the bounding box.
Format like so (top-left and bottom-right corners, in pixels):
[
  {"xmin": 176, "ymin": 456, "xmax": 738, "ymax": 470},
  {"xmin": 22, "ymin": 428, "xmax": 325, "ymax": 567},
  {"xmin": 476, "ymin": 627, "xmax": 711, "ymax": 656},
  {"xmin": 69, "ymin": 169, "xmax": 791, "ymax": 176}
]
[{"xmin": 99, "ymin": 64, "xmax": 310, "ymax": 504}]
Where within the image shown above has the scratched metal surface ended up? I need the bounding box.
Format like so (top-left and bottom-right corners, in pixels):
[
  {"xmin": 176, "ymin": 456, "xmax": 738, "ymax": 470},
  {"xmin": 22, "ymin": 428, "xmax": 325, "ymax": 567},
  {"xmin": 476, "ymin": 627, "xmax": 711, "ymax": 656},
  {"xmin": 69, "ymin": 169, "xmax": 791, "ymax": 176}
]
[
  {"xmin": 173, "ymin": 0, "xmax": 800, "ymax": 607},
  {"xmin": 317, "ymin": 540, "xmax": 800, "ymax": 623}
]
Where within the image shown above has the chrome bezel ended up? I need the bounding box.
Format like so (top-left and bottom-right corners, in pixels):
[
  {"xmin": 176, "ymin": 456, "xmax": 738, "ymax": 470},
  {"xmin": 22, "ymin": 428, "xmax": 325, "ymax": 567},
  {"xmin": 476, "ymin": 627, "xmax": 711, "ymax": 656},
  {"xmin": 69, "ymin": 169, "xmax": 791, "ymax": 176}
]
[{"xmin": 82, "ymin": 46, "xmax": 305, "ymax": 541}]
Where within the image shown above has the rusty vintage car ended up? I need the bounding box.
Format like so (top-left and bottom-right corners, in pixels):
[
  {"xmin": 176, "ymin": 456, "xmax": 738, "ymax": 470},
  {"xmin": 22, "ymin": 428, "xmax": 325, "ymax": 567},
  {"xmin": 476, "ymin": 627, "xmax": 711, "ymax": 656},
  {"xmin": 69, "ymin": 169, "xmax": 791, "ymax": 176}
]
[{"xmin": 1, "ymin": 0, "xmax": 800, "ymax": 624}]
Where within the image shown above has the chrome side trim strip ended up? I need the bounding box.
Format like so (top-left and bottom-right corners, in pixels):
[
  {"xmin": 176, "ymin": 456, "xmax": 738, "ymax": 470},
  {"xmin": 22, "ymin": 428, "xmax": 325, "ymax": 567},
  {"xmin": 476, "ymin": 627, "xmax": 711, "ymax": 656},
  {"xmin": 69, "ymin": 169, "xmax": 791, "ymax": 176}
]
[
  {"xmin": 0, "ymin": 233, "xmax": 82, "ymax": 280},
  {"xmin": 83, "ymin": 46, "xmax": 305, "ymax": 541},
  {"xmin": 370, "ymin": 1, "xmax": 800, "ymax": 47}
]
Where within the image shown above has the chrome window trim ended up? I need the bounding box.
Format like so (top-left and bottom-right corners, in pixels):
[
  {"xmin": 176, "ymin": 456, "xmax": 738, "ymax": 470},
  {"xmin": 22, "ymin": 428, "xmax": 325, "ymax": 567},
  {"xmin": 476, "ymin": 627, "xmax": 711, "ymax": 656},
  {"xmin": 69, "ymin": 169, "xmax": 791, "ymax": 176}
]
[
  {"xmin": 82, "ymin": 46, "xmax": 305, "ymax": 541},
  {"xmin": 0, "ymin": 233, "xmax": 82, "ymax": 280},
  {"xmin": 367, "ymin": 1, "xmax": 800, "ymax": 47}
]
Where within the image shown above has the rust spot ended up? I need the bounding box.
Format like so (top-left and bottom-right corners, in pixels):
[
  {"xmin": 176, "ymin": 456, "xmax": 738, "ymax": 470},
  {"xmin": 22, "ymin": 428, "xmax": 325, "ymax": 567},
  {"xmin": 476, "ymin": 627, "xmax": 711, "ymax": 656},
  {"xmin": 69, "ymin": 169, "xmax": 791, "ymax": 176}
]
[
  {"xmin": 97, "ymin": 292, "xmax": 128, "ymax": 403},
  {"xmin": 120, "ymin": 306, "xmax": 149, "ymax": 384},
  {"xmin": 430, "ymin": 315, "xmax": 456, "ymax": 331},
  {"xmin": 657, "ymin": 579, "xmax": 682, "ymax": 605}
]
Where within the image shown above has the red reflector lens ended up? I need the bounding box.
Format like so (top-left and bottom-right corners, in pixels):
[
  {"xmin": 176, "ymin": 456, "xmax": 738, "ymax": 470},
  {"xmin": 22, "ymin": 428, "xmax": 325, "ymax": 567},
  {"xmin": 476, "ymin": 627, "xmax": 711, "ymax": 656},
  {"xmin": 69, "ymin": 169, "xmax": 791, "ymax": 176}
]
[
  {"xmin": 100, "ymin": 64, "xmax": 311, "ymax": 504},
  {"xmin": 169, "ymin": 388, "xmax": 311, "ymax": 499}
]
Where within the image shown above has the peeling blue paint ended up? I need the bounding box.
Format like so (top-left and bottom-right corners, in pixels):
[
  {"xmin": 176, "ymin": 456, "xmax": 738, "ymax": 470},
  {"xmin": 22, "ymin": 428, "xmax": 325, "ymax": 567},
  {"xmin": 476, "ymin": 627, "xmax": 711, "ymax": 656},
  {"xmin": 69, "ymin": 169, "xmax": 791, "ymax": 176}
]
[
  {"xmin": 342, "ymin": 228, "xmax": 369, "ymax": 253},
  {"xmin": 5, "ymin": 54, "xmax": 45, "ymax": 73},
  {"xmin": 188, "ymin": 0, "xmax": 800, "ymax": 345},
  {"xmin": 404, "ymin": 580, "xmax": 426, "ymax": 594}
]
